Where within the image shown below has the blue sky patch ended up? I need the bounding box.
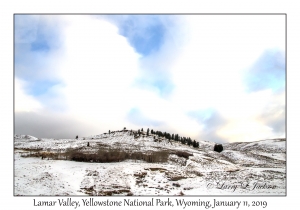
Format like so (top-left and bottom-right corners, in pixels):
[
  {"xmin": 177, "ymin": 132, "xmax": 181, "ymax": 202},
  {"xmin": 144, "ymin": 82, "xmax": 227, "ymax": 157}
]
[
  {"xmin": 15, "ymin": 15, "xmax": 63, "ymax": 98},
  {"xmin": 244, "ymin": 49, "xmax": 285, "ymax": 93},
  {"xmin": 122, "ymin": 23, "xmax": 165, "ymax": 56},
  {"xmin": 103, "ymin": 15, "xmax": 176, "ymax": 97},
  {"xmin": 26, "ymin": 80, "xmax": 59, "ymax": 96},
  {"xmin": 187, "ymin": 108, "xmax": 215, "ymax": 125},
  {"xmin": 30, "ymin": 37, "xmax": 50, "ymax": 52},
  {"xmin": 127, "ymin": 107, "xmax": 162, "ymax": 127},
  {"xmin": 188, "ymin": 108, "xmax": 228, "ymax": 143},
  {"xmin": 134, "ymin": 77, "xmax": 175, "ymax": 98},
  {"xmin": 109, "ymin": 15, "xmax": 167, "ymax": 56},
  {"xmin": 187, "ymin": 108, "xmax": 226, "ymax": 131},
  {"xmin": 152, "ymin": 79, "xmax": 174, "ymax": 97}
]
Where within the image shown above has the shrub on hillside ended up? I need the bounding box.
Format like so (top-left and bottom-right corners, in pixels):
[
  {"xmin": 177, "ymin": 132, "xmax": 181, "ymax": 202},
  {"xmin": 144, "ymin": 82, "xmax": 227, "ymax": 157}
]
[
  {"xmin": 213, "ymin": 144, "xmax": 223, "ymax": 153},
  {"xmin": 64, "ymin": 148, "xmax": 170, "ymax": 163},
  {"xmin": 174, "ymin": 151, "xmax": 193, "ymax": 159}
]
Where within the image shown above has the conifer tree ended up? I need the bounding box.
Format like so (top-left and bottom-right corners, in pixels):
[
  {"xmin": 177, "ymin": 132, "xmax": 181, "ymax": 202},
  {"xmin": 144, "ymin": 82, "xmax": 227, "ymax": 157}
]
[
  {"xmin": 192, "ymin": 140, "xmax": 199, "ymax": 148},
  {"xmin": 187, "ymin": 137, "xmax": 192, "ymax": 146}
]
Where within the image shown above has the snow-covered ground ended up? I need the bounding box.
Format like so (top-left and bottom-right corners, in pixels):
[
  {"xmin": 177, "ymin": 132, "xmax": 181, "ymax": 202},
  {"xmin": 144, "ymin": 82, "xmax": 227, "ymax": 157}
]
[{"xmin": 14, "ymin": 132, "xmax": 286, "ymax": 196}]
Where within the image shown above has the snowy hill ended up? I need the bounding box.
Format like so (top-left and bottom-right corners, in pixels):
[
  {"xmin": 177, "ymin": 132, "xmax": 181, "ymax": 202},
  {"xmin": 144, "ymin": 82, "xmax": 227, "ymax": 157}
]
[{"xmin": 14, "ymin": 130, "xmax": 286, "ymax": 196}]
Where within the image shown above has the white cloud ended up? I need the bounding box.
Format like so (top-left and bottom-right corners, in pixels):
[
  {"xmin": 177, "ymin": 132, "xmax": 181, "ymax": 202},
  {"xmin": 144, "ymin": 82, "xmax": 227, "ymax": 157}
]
[
  {"xmin": 15, "ymin": 15, "xmax": 285, "ymax": 142},
  {"xmin": 15, "ymin": 78, "xmax": 43, "ymax": 112},
  {"xmin": 172, "ymin": 15, "xmax": 285, "ymax": 103},
  {"xmin": 169, "ymin": 15, "xmax": 285, "ymax": 142},
  {"xmin": 55, "ymin": 16, "xmax": 142, "ymax": 130}
]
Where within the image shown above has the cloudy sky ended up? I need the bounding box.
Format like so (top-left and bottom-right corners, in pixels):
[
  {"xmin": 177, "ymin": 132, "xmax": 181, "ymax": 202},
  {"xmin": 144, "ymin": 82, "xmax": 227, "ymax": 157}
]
[{"xmin": 14, "ymin": 14, "xmax": 285, "ymax": 143}]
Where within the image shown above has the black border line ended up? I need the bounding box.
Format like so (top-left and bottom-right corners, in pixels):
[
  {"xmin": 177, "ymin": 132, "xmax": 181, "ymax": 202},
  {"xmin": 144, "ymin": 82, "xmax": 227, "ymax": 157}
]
[{"xmin": 13, "ymin": 13, "xmax": 287, "ymax": 198}]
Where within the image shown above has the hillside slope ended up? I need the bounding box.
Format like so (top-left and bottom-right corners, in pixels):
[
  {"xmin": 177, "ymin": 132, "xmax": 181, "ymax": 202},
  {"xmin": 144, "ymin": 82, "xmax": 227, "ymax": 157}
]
[{"xmin": 14, "ymin": 131, "xmax": 286, "ymax": 196}]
